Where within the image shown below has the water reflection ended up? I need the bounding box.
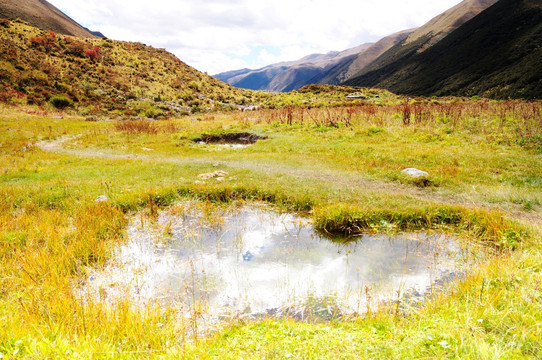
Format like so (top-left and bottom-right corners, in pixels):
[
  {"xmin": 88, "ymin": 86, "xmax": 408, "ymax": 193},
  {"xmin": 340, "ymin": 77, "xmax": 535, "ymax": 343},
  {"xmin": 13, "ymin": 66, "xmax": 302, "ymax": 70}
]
[{"xmin": 82, "ymin": 204, "xmax": 468, "ymax": 321}]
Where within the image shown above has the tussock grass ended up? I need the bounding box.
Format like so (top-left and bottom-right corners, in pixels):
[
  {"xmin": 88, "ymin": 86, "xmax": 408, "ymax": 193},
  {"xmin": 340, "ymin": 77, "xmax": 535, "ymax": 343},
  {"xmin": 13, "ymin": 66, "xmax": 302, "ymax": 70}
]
[{"xmin": 315, "ymin": 204, "xmax": 528, "ymax": 248}]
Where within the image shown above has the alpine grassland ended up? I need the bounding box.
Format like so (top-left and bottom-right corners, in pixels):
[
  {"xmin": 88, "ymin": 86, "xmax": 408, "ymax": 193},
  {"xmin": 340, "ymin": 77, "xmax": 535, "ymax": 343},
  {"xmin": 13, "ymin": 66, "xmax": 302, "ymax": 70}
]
[{"xmin": 1, "ymin": 94, "xmax": 541, "ymax": 359}]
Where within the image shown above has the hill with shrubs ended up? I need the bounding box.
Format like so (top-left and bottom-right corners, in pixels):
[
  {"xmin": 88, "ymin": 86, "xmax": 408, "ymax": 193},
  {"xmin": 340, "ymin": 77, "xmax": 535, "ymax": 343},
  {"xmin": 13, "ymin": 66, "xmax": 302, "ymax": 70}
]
[{"xmin": 0, "ymin": 19, "xmax": 266, "ymax": 117}]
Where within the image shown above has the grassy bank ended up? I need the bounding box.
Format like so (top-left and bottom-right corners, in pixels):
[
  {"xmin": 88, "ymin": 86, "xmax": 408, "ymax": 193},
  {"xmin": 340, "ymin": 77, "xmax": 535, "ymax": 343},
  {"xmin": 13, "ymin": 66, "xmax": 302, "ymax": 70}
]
[{"xmin": 0, "ymin": 98, "xmax": 541, "ymax": 358}]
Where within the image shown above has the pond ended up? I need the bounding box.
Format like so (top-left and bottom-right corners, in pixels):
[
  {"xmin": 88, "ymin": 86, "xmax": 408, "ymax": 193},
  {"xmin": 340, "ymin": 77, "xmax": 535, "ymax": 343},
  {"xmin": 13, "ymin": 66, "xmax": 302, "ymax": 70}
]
[
  {"xmin": 192, "ymin": 132, "xmax": 266, "ymax": 150},
  {"xmin": 81, "ymin": 203, "xmax": 476, "ymax": 324}
]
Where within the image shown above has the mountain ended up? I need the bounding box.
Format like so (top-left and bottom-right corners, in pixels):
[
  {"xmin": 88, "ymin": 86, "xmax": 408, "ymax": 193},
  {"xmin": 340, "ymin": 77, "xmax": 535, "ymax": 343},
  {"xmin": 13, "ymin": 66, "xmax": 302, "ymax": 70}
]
[
  {"xmin": 0, "ymin": 19, "xmax": 263, "ymax": 115},
  {"xmin": 0, "ymin": 0, "xmax": 98, "ymax": 38},
  {"xmin": 85, "ymin": 28, "xmax": 106, "ymax": 38},
  {"xmin": 405, "ymin": 0, "xmax": 499, "ymax": 46},
  {"xmin": 349, "ymin": 0, "xmax": 498, "ymax": 79},
  {"xmin": 216, "ymin": 0, "xmax": 497, "ymax": 92},
  {"xmin": 309, "ymin": 29, "xmax": 415, "ymax": 85},
  {"xmin": 214, "ymin": 43, "xmax": 373, "ymax": 92},
  {"xmin": 344, "ymin": 0, "xmax": 542, "ymax": 99}
]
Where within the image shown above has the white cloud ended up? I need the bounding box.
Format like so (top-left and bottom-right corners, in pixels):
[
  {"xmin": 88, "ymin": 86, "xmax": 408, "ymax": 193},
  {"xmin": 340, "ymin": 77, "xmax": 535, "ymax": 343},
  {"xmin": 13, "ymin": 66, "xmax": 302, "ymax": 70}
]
[{"xmin": 48, "ymin": 0, "xmax": 463, "ymax": 74}]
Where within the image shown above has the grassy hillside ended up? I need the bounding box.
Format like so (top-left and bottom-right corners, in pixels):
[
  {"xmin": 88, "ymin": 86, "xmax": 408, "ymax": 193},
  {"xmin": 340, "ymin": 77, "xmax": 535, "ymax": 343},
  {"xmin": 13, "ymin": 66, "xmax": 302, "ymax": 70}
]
[
  {"xmin": 0, "ymin": 0, "xmax": 96, "ymax": 37},
  {"xmin": 0, "ymin": 19, "xmax": 267, "ymax": 117},
  {"xmin": 345, "ymin": 0, "xmax": 542, "ymax": 99}
]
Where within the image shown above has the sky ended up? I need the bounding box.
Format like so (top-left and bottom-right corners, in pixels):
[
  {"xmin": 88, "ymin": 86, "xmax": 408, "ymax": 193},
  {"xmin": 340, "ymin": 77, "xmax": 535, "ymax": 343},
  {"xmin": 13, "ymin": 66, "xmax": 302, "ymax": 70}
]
[{"xmin": 48, "ymin": 0, "xmax": 463, "ymax": 75}]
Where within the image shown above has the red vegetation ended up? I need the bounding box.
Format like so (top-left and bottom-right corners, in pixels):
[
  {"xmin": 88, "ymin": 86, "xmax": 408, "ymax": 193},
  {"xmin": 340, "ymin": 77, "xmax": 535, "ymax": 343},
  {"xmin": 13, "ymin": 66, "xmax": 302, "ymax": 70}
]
[
  {"xmin": 29, "ymin": 31, "xmax": 57, "ymax": 52},
  {"xmin": 84, "ymin": 47, "xmax": 102, "ymax": 61}
]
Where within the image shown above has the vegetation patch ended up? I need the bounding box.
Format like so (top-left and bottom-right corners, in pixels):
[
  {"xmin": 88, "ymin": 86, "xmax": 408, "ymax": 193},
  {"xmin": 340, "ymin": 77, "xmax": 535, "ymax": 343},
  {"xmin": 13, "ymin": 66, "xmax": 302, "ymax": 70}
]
[
  {"xmin": 314, "ymin": 204, "xmax": 529, "ymax": 249},
  {"xmin": 49, "ymin": 94, "xmax": 73, "ymax": 109}
]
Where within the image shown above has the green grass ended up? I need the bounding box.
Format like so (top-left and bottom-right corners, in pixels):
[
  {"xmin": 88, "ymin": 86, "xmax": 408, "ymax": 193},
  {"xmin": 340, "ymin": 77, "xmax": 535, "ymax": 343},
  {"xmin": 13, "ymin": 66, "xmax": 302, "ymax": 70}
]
[{"xmin": 0, "ymin": 99, "xmax": 541, "ymax": 358}]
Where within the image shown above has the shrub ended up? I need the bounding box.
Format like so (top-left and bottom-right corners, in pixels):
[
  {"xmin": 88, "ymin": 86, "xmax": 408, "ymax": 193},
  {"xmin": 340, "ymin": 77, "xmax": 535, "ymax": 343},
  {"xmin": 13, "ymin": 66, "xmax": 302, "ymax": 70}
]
[
  {"xmin": 49, "ymin": 95, "xmax": 73, "ymax": 109},
  {"xmin": 115, "ymin": 120, "xmax": 158, "ymax": 134},
  {"xmin": 65, "ymin": 41, "xmax": 86, "ymax": 57},
  {"xmin": 29, "ymin": 31, "xmax": 56, "ymax": 52},
  {"xmin": 85, "ymin": 47, "xmax": 102, "ymax": 61}
]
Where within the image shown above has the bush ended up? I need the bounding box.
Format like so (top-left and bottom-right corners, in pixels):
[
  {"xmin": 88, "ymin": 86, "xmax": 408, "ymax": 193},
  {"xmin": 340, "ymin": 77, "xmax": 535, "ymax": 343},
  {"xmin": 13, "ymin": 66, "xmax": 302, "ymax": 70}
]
[
  {"xmin": 115, "ymin": 120, "xmax": 158, "ymax": 134},
  {"xmin": 85, "ymin": 47, "xmax": 102, "ymax": 61},
  {"xmin": 49, "ymin": 95, "xmax": 73, "ymax": 109},
  {"xmin": 65, "ymin": 41, "xmax": 85, "ymax": 57}
]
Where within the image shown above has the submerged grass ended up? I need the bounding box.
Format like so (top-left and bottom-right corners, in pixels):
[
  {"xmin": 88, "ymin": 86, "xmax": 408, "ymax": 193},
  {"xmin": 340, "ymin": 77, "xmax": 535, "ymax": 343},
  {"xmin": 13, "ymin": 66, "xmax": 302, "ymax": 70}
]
[{"xmin": 0, "ymin": 99, "xmax": 541, "ymax": 358}]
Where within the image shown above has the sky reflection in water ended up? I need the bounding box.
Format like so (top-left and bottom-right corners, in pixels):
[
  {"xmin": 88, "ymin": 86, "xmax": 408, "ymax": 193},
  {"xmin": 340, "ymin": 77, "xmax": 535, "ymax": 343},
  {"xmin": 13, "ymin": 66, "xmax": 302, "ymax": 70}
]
[{"xmin": 83, "ymin": 205, "xmax": 465, "ymax": 319}]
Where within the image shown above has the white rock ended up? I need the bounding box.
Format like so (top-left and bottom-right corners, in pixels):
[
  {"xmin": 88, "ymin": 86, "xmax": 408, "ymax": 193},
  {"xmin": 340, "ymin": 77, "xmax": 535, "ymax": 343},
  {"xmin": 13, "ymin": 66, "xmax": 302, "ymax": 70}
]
[
  {"xmin": 198, "ymin": 171, "xmax": 229, "ymax": 180},
  {"xmin": 401, "ymin": 168, "xmax": 429, "ymax": 178},
  {"xmin": 95, "ymin": 195, "xmax": 110, "ymax": 202}
]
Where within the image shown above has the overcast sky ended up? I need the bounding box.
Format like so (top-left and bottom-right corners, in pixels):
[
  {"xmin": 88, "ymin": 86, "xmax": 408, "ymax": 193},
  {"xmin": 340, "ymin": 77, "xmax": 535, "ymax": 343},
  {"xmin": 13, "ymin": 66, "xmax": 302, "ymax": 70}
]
[{"xmin": 48, "ymin": 0, "xmax": 463, "ymax": 75}]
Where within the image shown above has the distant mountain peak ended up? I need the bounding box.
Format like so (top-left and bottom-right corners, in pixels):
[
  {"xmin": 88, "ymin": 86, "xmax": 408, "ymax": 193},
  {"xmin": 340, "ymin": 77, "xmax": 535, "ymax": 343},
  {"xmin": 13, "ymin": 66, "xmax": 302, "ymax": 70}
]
[
  {"xmin": 215, "ymin": 0, "xmax": 497, "ymax": 93},
  {"xmin": 0, "ymin": 0, "xmax": 100, "ymax": 38},
  {"xmin": 214, "ymin": 43, "xmax": 374, "ymax": 92}
]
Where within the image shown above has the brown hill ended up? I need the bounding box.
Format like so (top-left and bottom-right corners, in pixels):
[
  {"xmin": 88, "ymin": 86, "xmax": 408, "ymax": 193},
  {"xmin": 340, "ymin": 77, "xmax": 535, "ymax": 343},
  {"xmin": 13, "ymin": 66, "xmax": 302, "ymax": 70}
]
[{"xmin": 0, "ymin": 0, "xmax": 96, "ymax": 38}]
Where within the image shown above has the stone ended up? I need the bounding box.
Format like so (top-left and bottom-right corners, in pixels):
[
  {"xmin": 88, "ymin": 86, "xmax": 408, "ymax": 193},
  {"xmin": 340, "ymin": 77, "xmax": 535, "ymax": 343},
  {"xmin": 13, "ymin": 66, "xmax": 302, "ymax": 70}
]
[
  {"xmin": 95, "ymin": 195, "xmax": 110, "ymax": 202},
  {"xmin": 401, "ymin": 168, "xmax": 429, "ymax": 178},
  {"xmin": 198, "ymin": 171, "xmax": 229, "ymax": 180}
]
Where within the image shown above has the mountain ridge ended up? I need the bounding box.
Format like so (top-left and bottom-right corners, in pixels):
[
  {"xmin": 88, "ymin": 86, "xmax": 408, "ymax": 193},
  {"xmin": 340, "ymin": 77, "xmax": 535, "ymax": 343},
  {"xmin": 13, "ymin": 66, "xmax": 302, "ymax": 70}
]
[
  {"xmin": 216, "ymin": 0, "xmax": 497, "ymax": 93},
  {"xmin": 344, "ymin": 0, "xmax": 542, "ymax": 99},
  {"xmin": 215, "ymin": 43, "xmax": 374, "ymax": 92},
  {"xmin": 309, "ymin": 29, "xmax": 415, "ymax": 86},
  {"xmin": 0, "ymin": 0, "xmax": 99, "ymax": 38},
  {"xmin": 348, "ymin": 0, "xmax": 499, "ymax": 80}
]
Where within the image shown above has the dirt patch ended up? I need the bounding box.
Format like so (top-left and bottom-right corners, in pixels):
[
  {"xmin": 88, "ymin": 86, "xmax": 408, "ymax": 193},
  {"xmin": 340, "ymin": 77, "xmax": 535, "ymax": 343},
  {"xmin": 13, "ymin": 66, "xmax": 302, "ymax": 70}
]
[{"xmin": 193, "ymin": 132, "xmax": 267, "ymax": 145}]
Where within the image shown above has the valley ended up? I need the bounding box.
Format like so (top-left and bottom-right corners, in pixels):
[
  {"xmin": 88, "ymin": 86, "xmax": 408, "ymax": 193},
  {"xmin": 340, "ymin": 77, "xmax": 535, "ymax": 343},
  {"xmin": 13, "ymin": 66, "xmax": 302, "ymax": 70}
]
[{"xmin": 0, "ymin": 0, "xmax": 541, "ymax": 358}]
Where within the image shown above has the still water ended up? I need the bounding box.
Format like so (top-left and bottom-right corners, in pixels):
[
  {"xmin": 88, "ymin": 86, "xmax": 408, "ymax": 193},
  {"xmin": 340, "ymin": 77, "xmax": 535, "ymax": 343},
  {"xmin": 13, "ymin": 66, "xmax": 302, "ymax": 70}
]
[{"xmin": 82, "ymin": 203, "xmax": 470, "ymax": 321}]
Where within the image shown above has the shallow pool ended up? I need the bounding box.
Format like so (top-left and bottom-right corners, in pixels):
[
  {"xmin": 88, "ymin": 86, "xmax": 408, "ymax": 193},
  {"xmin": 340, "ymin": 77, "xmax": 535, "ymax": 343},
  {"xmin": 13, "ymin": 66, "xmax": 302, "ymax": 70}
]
[{"xmin": 81, "ymin": 203, "xmax": 471, "ymax": 322}]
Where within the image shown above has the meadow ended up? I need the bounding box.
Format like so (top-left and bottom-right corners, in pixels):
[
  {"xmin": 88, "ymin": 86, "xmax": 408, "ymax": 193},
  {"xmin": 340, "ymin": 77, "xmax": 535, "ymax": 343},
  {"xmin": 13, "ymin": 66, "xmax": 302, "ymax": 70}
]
[{"xmin": 0, "ymin": 97, "xmax": 541, "ymax": 359}]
